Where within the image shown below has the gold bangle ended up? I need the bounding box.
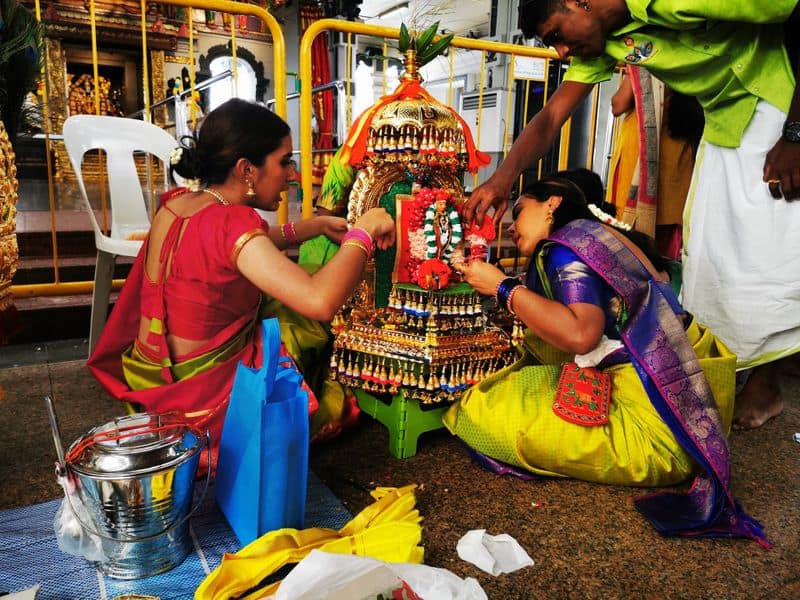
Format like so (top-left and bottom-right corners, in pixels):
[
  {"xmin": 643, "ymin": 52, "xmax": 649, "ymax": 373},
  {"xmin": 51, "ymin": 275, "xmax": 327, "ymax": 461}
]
[
  {"xmin": 342, "ymin": 240, "xmax": 370, "ymax": 259},
  {"xmin": 767, "ymin": 179, "xmax": 781, "ymax": 184}
]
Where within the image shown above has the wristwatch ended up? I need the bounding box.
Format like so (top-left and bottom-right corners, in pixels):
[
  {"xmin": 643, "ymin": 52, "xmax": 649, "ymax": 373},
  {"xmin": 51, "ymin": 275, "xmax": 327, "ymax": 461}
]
[{"xmin": 783, "ymin": 120, "xmax": 800, "ymax": 143}]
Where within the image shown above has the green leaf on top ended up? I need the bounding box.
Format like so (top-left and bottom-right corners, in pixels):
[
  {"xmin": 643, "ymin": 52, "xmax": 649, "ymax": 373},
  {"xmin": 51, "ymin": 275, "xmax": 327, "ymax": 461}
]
[
  {"xmin": 418, "ymin": 33, "xmax": 454, "ymax": 65},
  {"xmin": 399, "ymin": 22, "xmax": 411, "ymax": 52}
]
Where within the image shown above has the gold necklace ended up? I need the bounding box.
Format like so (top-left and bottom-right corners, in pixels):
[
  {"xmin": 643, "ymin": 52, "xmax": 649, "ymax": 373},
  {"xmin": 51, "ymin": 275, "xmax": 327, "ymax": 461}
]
[{"xmin": 204, "ymin": 188, "xmax": 231, "ymax": 206}]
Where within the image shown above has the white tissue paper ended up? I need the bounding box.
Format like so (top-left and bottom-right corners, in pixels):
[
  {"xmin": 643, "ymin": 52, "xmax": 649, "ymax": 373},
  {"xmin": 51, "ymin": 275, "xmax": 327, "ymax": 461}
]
[
  {"xmin": 574, "ymin": 335, "xmax": 624, "ymax": 368},
  {"xmin": 270, "ymin": 549, "xmax": 488, "ymax": 600},
  {"xmin": 456, "ymin": 529, "xmax": 534, "ymax": 576}
]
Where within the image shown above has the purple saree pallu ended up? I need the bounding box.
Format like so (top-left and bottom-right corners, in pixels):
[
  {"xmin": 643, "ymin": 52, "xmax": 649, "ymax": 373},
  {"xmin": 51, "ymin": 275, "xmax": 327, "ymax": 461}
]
[{"xmin": 547, "ymin": 220, "xmax": 770, "ymax": 547}]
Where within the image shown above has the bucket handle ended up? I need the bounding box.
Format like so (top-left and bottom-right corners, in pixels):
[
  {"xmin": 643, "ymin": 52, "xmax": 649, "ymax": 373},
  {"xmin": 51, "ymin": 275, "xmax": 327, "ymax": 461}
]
[{"xmin": 57, "ymin": 430, "xmax": 212, "ymax": 544}]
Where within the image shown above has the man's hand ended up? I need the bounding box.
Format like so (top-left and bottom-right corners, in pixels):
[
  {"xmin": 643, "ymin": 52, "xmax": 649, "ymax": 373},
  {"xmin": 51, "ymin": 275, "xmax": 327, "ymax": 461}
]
[
  {"xmin": 764, "ymin": 138, "xmax": 800, "ymax": 200},
  {"xmin": 463, "ymin": 177, "xmax": 511, "ymax": 227}
]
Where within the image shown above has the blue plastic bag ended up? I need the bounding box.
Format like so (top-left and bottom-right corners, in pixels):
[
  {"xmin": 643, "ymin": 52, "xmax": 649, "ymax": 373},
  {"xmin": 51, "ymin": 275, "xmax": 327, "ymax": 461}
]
[{"xmin": 215, "ymin": 318, "xmax": 310, "ymax": 546}]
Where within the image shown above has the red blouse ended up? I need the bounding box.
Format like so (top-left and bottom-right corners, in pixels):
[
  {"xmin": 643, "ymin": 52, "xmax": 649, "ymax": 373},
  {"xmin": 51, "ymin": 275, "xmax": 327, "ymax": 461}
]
[{"xmin": 139, "ymin": 191, "xmax": 268, "ymax": 354}]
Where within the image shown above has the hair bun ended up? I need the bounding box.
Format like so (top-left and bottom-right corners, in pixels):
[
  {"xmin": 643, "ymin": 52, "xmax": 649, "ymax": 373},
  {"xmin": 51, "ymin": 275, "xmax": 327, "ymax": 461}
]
[{"xmin": 170, "ymin": 135, "xmax": 202, "ymax": 182}]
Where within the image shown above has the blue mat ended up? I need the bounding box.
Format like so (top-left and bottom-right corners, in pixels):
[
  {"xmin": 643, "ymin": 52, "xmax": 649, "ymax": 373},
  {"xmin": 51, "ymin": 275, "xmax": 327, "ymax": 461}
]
[{"xmin": 0, "ymin": 472, "xmax": 351, "ymax": 599}]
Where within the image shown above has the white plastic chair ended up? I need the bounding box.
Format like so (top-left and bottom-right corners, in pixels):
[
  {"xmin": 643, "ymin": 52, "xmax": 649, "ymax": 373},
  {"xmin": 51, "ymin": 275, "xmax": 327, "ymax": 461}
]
[{"xmin": 62, "ymin": 115, "xmax": 178, "ymax": 353}]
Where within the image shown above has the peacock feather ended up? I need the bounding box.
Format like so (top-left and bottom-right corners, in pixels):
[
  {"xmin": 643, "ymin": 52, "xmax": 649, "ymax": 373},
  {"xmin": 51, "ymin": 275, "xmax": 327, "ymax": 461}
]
[{"xmin": 320, "ymin": 145, "xmax": 356, "ymax": 210}]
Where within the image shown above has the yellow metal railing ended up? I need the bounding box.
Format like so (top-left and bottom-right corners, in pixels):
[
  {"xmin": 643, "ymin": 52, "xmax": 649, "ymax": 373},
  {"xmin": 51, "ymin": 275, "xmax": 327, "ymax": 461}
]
[
  {"xmin": 298, "ymin": 19, "xmax": 565, "ymax": 221},
  {"xmin": 14, "ymin": 16, "xmax": 615, "ymax": 302},
  {"xmin": 12, "ymin": 0, "xmax": 286, "ymax": 301}
]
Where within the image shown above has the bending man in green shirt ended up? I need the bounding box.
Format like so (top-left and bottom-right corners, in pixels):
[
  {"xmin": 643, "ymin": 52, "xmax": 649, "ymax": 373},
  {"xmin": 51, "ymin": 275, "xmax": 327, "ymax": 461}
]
[{"xmin": 465, "ymin": 0, "xmax": 800, "ymax": 429}]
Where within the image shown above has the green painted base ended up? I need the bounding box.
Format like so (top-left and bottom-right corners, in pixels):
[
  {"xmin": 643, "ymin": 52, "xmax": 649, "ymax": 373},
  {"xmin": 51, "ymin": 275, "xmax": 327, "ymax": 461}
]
[{"xmin": 354, "ymin": 388, "xmax": 448, "ymax": 459}]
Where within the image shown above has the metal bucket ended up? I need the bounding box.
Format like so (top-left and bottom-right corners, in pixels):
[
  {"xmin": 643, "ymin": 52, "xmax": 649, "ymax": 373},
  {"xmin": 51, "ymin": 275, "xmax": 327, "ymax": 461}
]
[{"xmin": 64, "ymin": 412, "xmax": 208, "ymax": 579}]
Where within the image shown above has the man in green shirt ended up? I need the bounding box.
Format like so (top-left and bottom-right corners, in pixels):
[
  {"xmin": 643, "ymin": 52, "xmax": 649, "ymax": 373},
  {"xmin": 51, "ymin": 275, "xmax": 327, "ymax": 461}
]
[{"xmin": 465, "ymin": 0, "xmax": 800, "ymax": 429}]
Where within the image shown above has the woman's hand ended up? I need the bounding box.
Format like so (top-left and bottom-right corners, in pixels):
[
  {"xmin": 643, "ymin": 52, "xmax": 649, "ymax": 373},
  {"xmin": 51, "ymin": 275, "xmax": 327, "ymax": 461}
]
[
  {"xmin": 313, "ymin": 215, "xmax": 349, "ymax": 243},
  {"xmin": 457, "ymin": 260, "xmax": 506, "ymax": 296},
  {"xmin": 354, "ymin": 207, "xmax": 396, "ymax": 250}
]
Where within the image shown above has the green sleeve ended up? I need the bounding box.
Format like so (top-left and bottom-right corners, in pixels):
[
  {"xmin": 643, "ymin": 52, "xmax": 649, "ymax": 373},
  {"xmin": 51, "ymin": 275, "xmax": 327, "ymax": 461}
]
[
  {"xmin": 631, "ymin": 0, "xmax": 798, "ymax": 26},
  {"xmin": 562, "ymin": 55, "xmax": 617, "ymax": 85}
]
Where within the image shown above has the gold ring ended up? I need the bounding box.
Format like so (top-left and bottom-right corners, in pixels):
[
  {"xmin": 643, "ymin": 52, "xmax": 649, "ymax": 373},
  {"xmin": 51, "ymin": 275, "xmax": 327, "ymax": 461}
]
[{"xmin": 767, "ymin": 179, "xmax": 781, "ymax": 184}]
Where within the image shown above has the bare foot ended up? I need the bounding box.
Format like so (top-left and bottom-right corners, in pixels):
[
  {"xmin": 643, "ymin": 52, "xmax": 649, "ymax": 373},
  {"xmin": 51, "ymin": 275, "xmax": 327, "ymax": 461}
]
[{"xmin": 733, "ymin": 363, "xmax": 784, "ymax": 430}]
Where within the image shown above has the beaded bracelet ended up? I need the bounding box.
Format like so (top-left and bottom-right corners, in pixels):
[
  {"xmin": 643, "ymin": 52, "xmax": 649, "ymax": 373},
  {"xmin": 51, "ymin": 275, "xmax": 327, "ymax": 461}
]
[
  {"xmin": 496, "ymin": 277, "xmax": 522, "ymax": 312},
  {"xmin": 281, "ymin": 222, "xmax": 298, "ymax": 245},
  {"xmin": 506, "ymin": 284, "xmax": 524, "ymax": 316},
  {"xmin": 342, "ymin": 240, "xmax": 371, "ymax": 260},
  {"xmin": 342, "ymin": 227, "xmax": 374, "ymax": 251}
]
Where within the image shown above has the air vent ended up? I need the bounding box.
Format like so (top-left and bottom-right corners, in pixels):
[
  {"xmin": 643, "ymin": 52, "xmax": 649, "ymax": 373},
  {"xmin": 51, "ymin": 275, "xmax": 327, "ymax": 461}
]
[{"xmin": 462, "ymin": 92, "xmax": 498, "ymax": 111}]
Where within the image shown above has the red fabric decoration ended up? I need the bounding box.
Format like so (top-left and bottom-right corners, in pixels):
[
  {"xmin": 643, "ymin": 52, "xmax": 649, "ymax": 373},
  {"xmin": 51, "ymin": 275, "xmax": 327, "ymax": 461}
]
[
  {"xmin": 552, "ymin": 362, "xmax": 612, "ymax": 426},
  {"xmin": 416, "ymin": 258, "xmax": 451, "ymax": 290},
  {"xmin": 339, "ymin": 79, "xmax": 491, "ymax": 173},
  {"xmin": 465, "ymin": 213, "xmax": 497, "ymax": 242},
  {"xmin": 301, "ymin": 5, "xmax": 334, "ymax": 184},
  {"xmin": 392, "ymin": 582, "xmax": 423, "ymax": 600}
]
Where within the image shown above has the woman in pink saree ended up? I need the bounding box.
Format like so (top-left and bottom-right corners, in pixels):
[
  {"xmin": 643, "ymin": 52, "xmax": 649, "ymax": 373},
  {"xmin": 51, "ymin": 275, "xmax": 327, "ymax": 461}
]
[{"xmin": 88, "ymin": 99, "xmax": 395, "ymax": 471}]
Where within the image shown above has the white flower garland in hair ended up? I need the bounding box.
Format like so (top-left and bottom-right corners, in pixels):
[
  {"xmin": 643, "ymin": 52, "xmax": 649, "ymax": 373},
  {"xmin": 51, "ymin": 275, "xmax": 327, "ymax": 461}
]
[
  {"xmin": 169, "ymin": 147, "xmax": 183, "ymax": 166},
  {"xmin": 587, "ymin": 203, "xmax": 632, "ymax": 231},
  {"xmin": 184, "ymin": 178, "xmax": 201, "ymax": 192}
]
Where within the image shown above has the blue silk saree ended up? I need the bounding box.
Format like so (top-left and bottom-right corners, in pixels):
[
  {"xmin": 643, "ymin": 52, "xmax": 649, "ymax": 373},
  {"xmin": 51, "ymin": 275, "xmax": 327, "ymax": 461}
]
[{"xmin": 444, "ymin": 219, "xmax": 769, "ymax": 546}]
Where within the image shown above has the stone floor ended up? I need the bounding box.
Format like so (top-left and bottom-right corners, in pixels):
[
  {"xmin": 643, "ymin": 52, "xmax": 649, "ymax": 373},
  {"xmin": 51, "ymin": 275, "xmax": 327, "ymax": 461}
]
[{"xmin": 1, "ymin": 341, "xmax": 798, "ymax": 598}]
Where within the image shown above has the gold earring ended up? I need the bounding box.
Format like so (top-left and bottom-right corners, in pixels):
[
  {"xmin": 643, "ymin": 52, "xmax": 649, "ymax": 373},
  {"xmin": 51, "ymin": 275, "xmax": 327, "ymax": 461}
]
[
  {"xmin": 245, "ymin": 179, "xmax": 256, "ymax": 198},
  {"xmin": 546, "ymin": 210, "xmax": 554, "ymax": 224}
]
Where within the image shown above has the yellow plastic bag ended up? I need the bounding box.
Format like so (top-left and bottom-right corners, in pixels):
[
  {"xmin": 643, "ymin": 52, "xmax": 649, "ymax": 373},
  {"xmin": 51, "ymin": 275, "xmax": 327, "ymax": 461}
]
[{"xmin": 195, "ymin": 485, "xmax": 423, "ymax": 600}]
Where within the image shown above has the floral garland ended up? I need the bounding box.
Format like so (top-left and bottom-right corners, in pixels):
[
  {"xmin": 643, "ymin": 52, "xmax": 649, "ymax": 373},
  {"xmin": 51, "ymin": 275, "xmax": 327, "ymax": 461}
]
[
  {"xmin": 421, "ymin": 188, "xmax": 462, "ymax": 262},
  {"xmin": 417, "ymin": 258, "xmax": 451, "ymax": 290},
  {"xmin": 170, "ymin": 147, "xmax": 201, "ymax": 191},
  {"xmin": 184, "ymin": 178, "xmax": 202, "ymax": 192},
  {"xmin": 587, "ymin": 203, "xmax": 632, "ymax": 231},
  {"xmin": 463, "ymin": 214, "xmax": 496, "ymax": 262}
]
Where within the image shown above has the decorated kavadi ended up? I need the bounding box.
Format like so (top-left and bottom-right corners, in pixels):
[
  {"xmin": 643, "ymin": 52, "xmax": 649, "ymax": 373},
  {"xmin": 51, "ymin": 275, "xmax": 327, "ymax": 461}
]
[{"xmin": 326, "ymin": 26, "xmax": 514, "ymax": 406}]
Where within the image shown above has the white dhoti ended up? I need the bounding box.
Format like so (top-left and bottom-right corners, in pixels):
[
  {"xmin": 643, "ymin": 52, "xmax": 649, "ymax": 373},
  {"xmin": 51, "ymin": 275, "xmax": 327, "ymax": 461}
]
[{"xmin": 681, "ymin": 100, "xmax": 800, "ymax": 368}]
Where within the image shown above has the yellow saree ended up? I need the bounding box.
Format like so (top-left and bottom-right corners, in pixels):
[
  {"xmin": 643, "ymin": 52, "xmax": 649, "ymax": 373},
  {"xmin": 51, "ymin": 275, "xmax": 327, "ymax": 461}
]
[{"xmin": 444, "ymin": 320, "xmax": 735, "ymax": 487}]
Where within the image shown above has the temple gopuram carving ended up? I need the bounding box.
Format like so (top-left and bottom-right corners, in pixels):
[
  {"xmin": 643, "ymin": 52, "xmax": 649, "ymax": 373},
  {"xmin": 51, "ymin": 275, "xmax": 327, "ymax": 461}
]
[{"xmin": 20, "ymin": 0, "xmax": 277, "ymax": 181}]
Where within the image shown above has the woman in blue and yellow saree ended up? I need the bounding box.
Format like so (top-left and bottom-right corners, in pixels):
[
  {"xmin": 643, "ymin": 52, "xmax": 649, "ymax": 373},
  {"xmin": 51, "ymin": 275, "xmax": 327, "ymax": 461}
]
[{"xmin": 446, "ymin": 175, "xmax": 770, "ymax": 546}]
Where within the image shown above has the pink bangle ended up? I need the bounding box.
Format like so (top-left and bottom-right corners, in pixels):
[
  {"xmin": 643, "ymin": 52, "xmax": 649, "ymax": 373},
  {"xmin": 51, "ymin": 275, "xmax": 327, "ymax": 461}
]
[
  {"xmin": 506, "ymin": 284, "xmax": 524, "ymax": 316},
  {"xmin": 281, "ymin": 222, "xmax": 298, "ymax": 244},
  {"xmin": 343, "ymin": 227, "xmax": 374, "ymax": 250}
]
